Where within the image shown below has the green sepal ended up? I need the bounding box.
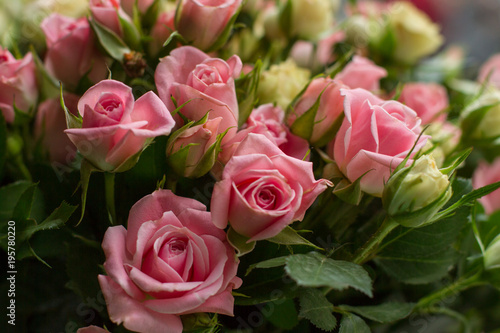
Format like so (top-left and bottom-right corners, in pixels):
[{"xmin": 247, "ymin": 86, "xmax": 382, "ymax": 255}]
[
  {"xmin": 226, "ymin": 227, "xmax": 256, "ymax": 257},
  {"xmin": 77, "ymin": 159, "xmax": 98, "ymax": 225},
  {"xmin": 60, "ymin": 84, "xmax": 82, "ymax": 129},
  {"xmin": 118, "ymin": 14, "xmax": 143, "ymax": 51},
  {"xmin": 236, "ymin": 60, "xmax": 262, "ymax": 127},
  {"xmin": 439, "ymin": 148, "xmax": 472, "ymax": 175},
  {"xmin": 267, "ymin": 226, "xmax": 323, "ymax": 250},
  {"xmin": 162, "ymin": 31, "xmax": 188, "ymax": 49},
  {"xmin": 89, "ymin": 18, "xmax": 131, "ymax": 62},
  {"xmin": 332, "ymin": 172, "xmax": 367, "ymax": 206},
  {"xmin": 205, "ymin": 3, "xmax": 243, "ymax": 53},
  {"xmin": 30, "ymin": 45, "xmax": 59, "ymax": 99}
]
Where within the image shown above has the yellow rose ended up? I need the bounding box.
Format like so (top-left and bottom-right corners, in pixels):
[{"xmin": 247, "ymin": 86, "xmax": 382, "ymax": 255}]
[
  {"xmin": 257, "ymin": 59, "xmax": 311, "ymax": 109},
  {"xmin": 388, "ymin": 1, "xmax": 443, "ymax": 63}
]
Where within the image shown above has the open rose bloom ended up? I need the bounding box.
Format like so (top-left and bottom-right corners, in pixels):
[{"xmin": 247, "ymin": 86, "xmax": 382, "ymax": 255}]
[{"xmin": 98, "ymin": 190, "xmax": 241, "ymax": 333}]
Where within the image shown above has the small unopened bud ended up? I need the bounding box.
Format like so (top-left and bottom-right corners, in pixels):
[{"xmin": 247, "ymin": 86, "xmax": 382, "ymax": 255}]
[
  {"xmin": 383, "ymin": 155, "xmax": 452, "ymax": 227},
  {"xmin": 123, "ymin": 51, "xmax": 146, "ymax": 78},
  {"xmin": 485, "ymin": 234, "xmax": 500, "ymax": 270}
]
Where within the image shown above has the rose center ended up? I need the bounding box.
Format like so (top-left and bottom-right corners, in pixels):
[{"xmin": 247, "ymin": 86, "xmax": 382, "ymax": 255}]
[
  {"xmin": 95, "ymin": 93, "xmax": 125, "ymax": 121},
  {"xmin": 0, "ymin": 54, "xmax": 9, "ymax": 64},
  {"xmin": 194, "ymin": 66, "xmax": 223, "ymax": 86},
  {"xmin": 258, "ymin": 188, "xmax": 276, "ymax": 209}
]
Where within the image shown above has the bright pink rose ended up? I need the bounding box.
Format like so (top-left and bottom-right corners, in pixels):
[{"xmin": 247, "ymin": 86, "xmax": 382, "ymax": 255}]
[
  {"xmin": 98, "ymin": 190, "xmax": 241, "ymax": 333},
  {"xmin": 287, "ymin": 77, "xmax": 346, "ymax": 146},
  {"xmin": 41, "ymin": 14, "xmax": 108, "ymax": 89},
  {"xmin": 0, "ymin": 48, "xmax": 37, "ymax": 123},
  {"xmin": 398, "ymin": 82, "xmax": 448, "ymax": 124},
  {"xmin": 65, "ymin": 80, "xmax": 175, "ymax": 171},
  {"xmin": 335, "ymin": 56, "xmax": 387, "ymax": 92},
  {"xmin": 176, "ymin": 0, "xmax": 243, "ymax": 51},
  {"xmin": 77, "ymin": 326, "xmax": 109, "ymax": 333},
  {"xmin": 34, "ymin": 94, "xmax": 79, "ymax": 164},
  {"xmin": 155, "ymin": 46, "xmax": 242, "ymax": 144},
  {"xmin": 212, "ymin": 133, "xmax": 331, "ymax": 241},
  {"xmin": 330, "ymin": 88, "xmax": 428, "ymax": 197},
  {"xmin": 90, "ymin": 0, "xmax": 130, "ymax": 38},
  {"xmin": 219, "ymin": 104, "xmax": 310, "ymax": 164},
  {"xmin": 472, "ymin": 158, "xmax": 500, "ymax": 215},
  {"xmin": 478, "ymin": 54, "xmax": 500, "ymax": 90}
]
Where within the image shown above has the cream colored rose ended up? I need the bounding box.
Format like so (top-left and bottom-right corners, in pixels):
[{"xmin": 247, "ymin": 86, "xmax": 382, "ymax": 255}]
[
  {"xmin": 388, "ymin": 1, "xmax": 443, "ymax": 63},
  {"xmin": 257, "ymin": 59, "xmax": 310, "ymax": 109},
  {"xmin": 485, "ymin": 234, "xmax": 500, "ymax": 270},
  {"xmin": 290, "ymin": 0, "xmax": 339, "ymax": 40},
  {"xmin": 36, "ymin": 0, "xmax": 89, "ymax": 18}
]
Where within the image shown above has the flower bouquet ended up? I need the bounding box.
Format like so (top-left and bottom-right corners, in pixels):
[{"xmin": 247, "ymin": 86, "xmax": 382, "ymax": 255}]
[{"xmin": 1, "ymin": 0, "xmax": 500, "ymax": 332}]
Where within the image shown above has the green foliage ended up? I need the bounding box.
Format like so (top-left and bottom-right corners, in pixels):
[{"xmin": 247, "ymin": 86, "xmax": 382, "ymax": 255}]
[{"xmin": 298, "ymin": 288, "xmax": 337, "ymax": 331}]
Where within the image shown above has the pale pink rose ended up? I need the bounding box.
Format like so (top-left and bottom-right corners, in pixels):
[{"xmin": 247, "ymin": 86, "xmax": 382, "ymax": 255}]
[
  {"xmin": 330, "ymin": 88, "xmax": 429, "ymax": 197},
  {"xmin": 98, "ymin": 190, "xmax": 241, "ymax": 333},
  {"xmin": 472, "ymin": 158, "xmax": 500, "ymax": 215},
  {"xmin": 77, "ymin": 326, "xmax": 109, "ymax": 333},
  {"xmin": 176, "ymin": 0, "xmax": 243, "ymax": 51},
  {"xmin": 168, "ymin": 116, "xmax": 222, "ymax": 177},
  {"xmin": 149, "ymin": 10, "xmax": 176, "ymax": 56},
  {"xmin": 478, "ymin": 54, "xmax": 500, "ymax": 90},
  {"xmin": 65, "ymin": 80, "xmax": 175, "ymax": 171},
  {"xmin": 287, "ymin": 77, "xmax": 346, "ymax": 146},
  {"xmin": 0, "ymin": 48, "xmax": 37, "ymax": 123},
  {"xmin": 34, "ymin": 94, "xmax": 79, "ymax": 164},
  {"xmin": 219, "ymin": 104, "xmax": 310, "ymax": 164},
  {"xmin": 291, "ymin": 31, "xmax": 346, "ymax": 70},
  {"xmin": 89, "ymin": 0, "xmax": 130, "ymax": 38},
  {"xmin": 212, "ymin": 133, "xmax": 331, "ymax": 241},
  {"xmin": 398, "ymin": 82, "xmax": 448, "ymax": 124},
  {"xmin": 121, "ymin": 0, "xmax": 154, "ymax": 15},
  {"xmin": 41, "ymin": 14, "xmax": 108, "ymax": 89},
  {"xmin": 155, "ymin": 46, "xmax": 242, "ymax": 144},
  {"xmin": 335, "ymin": 56, "xmax": 387, "ymax": 92}
]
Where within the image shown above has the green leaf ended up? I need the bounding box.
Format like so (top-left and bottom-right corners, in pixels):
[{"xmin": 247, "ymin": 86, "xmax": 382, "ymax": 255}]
[
  {"xmin": 60, "ymin": 85, "xmax": 82, "ymax": 129},
  {"xmin": 12, "ymin": 182, "xmax": 37, "ymax": 222},
  {"xmin": 267, "ymin": 226, "xmax": 322, "ymax": 249},
  {"xmin": 205, "ymin": 3, "xmax": 243, "ymax": 53},
  {"xmin": 19, "ymin": 201, "xmax": 77, "ymax": 240},
  {"xmin": 339, "ymin": 313, "xmax": 370, "ymax": 333},
  {"xmin": 376, "ymin": 179, "xmax": 472, "ymax": 284},
  {"xmin": 236, "ymin": 60, "xmax": 262, "ymax": 127},
  {"xmin": 245, "ymin": 256, "xmax": 288, "ymax": 276},
  {"xmin": 298, "ymin": 288, "xmax": 337, "ymax": 331},
  {"xmin": 0, "ymin": 181, "xmax": 33, "ymax": 221},
  {"xmin": 439, "ymin": 148, "xmax": 472, "ymax": 175},
  {"xmin": 264, "ymin": 299, "xmax": 299, "ymax": 330},
  {"xmin": 78, "ymin": 159, "xmax": 98, "ymax": 225},
  {"xmin": 227, "ymin": 227, "xmax": 256, "ymax": 257},
  {"xmin": 285, "ymin": 252, "xmax": 373, "ymax": 297},
  {"xmin": 30, "ymin": 46, "xmax": 59, "ymax": 99},
  {"xmin": 332, "ymin": 177, "xmax": 364, "ymax": 206},
  {"xmin": 339, "ymin": 302, "xmax": 415, "ymax": 323},
  {"xmin": 118, "ymin": 15, "xmax": 142, "ymax": 51},
  {"xmin": 89, "ymin": 18, "xmax": 131, "ymax": 62}
]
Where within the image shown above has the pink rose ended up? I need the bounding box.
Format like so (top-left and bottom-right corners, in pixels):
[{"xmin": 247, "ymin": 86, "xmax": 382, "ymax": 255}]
[
  {"xmin": 34, "ymin": 93, "xmax": 79, "ymax": 164},
  {"xmin": 398, "ymin": 82, "xmax": 448, "ymax": 124},
  {"xmin": 167, "ymin": 116, "xmax": 223, "ymax": 177},
  {"xmin": 90, "ymin": 0, "xmax": 130, "ymax": 38},
  {"xmin": 329, "ymin": 88, "xmax": 428, "ymax": 197},
  {"xmin": 98, "ymin": 190, "xmax": 241, "ymax": 333},
  {"xmin": 65, "ymin": 80, "xmax": 175, "ymax": 171},
  {"xmin": 212, "ymin": 133, "xmax": 331, "ymax": 241},
  {"xmin": 176, "ymin": 0, "xmax": 243, "ymax": 51},
  {"xmin": 472, "ymin": 158, "xmax": 500, "ymax": 215},
  {"xmin": 41, "ymin": 14, "xmax": 108, "ymax": 89},
  {"xmin": 121, "ymin": 0, "xmax": 154, "ymax": 15},
  {"xmin": 149, "ymin": 10, "xmax": 176, "ymax": 56},
  {"xmin": 478, "ymin": 54, "xmax": 500, "ymax": 90},
  {"xmin": 0, "ymin": 48, "xmax": 37, "ymax": 123},
  {"xmin": 287, "ymin": 77, "xmax": 346, "ymax": 146},
  {"xmin": 77, "ymin": 326, "xmax": 109, "ymax": 333},
  {"xmin": 334, "ymin": 56, "xmax": 387, "ymax": 92},
  {"xmin": 155, "ymin": 46, "xmax": 242, "ymax": 144},
  {"xmin": 219, "ymin": 104, "xmax": 310, "ymax": 164}
]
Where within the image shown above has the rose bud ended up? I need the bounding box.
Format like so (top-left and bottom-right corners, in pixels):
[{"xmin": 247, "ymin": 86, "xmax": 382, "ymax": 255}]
[
  {"xmin": 386, "ymin": 1, "xmax": 443, "ymax": 64},
  {"xmin": 257, "ymin": 59, "xmax": 310, "ymax": 110},
  {"xmin": 287, "ymin": 77, "xmax": 346, "ymax": 147},
  {"xmin": 383, "ymin": 155, "xmax": 452, "ymax": 228},
  {"xmin": 472, "ymin": 157, "xmax": 500, "ymax": 215},
  {"xmin": 484, "ymin": 234, "xmax": 500, "ymax": 271},
  {"xmin": 175, "ymin": 0, "xmax": 243, "ymax": 51},
  {"xmin": 398, "ymin": 82, "xmax": 449, "ymax": 124},
  {"xmin": 0, "ymin": 48, "xmax": 38, "ymax": 123},
  {"xmin": 65, "ymin": 79, "xmax": 175, "ymax": 172},
  {"xmin": 460, "ymin": 89, "xmax": 500, "ymax": 144},
  {"xmin": 41, "ymin": 13, "xmax": 108, "ymax": 89},
  {"xmin": 166, "ymin": 116, "xmax": 224, "ymax": 178},
  {"xmin": 334, "ymin": 55, "xmax": 387, "ymax": 92}
]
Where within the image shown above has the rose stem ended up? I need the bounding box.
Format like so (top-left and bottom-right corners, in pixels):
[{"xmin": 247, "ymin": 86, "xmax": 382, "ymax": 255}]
[
  {"xmin": 352, "ymin": 217, "xmax": 399, "ymax": 265},
  {"xmin": 104, "ymin": 172, "xmax": 116, "ymax": 225}
]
